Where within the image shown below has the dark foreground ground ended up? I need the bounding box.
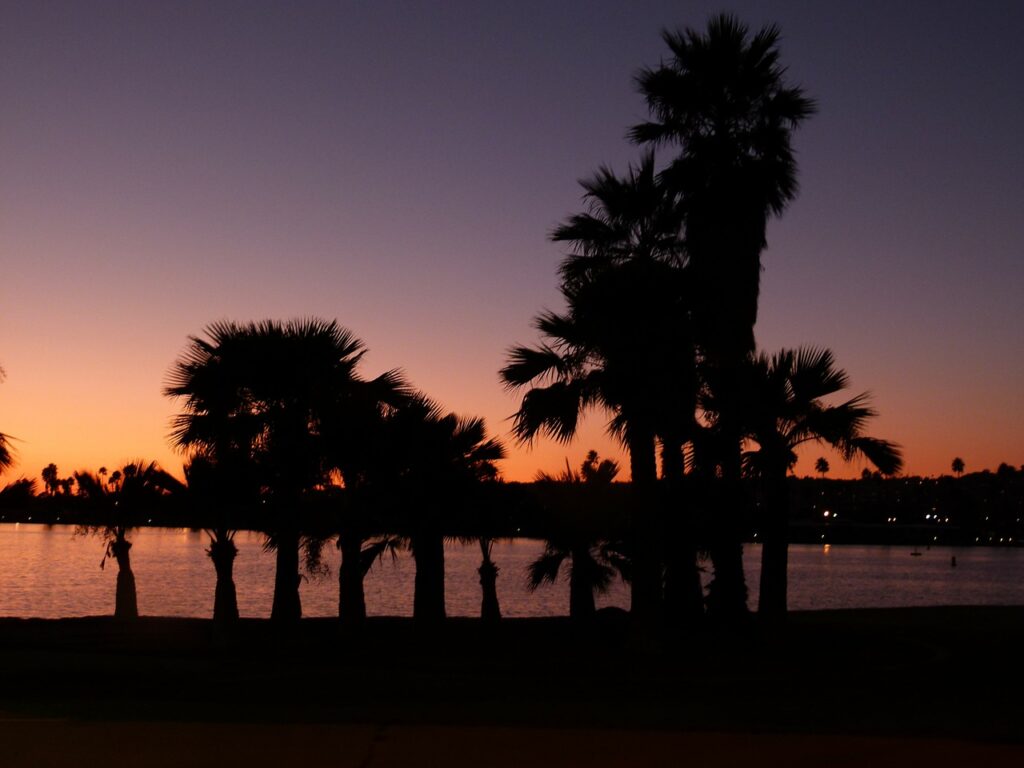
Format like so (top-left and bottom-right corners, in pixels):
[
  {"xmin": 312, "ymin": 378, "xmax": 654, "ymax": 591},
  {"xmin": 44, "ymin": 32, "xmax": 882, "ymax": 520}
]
[{"xmin": 1, "ymin": 607, "xmax": 1022, "ymax": 766}]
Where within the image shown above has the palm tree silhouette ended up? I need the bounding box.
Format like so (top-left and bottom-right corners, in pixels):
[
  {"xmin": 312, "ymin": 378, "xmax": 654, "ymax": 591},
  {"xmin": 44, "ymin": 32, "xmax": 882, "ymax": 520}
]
[
  {"xmin": 528, "ymin": 452, "xmax": 623, "ymax": 621},
  {"xmin": 75, "ymin": 460, "xmax": 183, "ymax": 619},
  {"xmin": 323, "ymin": 366, "xmax": 410, "ymax": 626},
  {"xmin": 815, "ymin": 457, "xmax": 830, "ymax": 479},
  {"xmin": 952, "ymin": 457, "xmax": 965, "ymax": 478},
  {"xmin": 41, "ymin": 463, "xmax": 59, "ymax": 496},
  {"xmin": 631, "ymin": 14, "xmax": 816, "ymax": 619},
  {"xmin": 385, "ymin": 397, "xmax": 505, "ymax": 624},
  {"xmin": 739, "ymin": 348, "xmax": 902, "ymax": 616},
  {"xmin": 183, "ymin": 453, "xmax": 261, "ymax": 622},
  {"xmin": 505, "ymin": 155, "xmax": 694, "ymax": 636},
  {"xmin": 166, "ymin": 318, "xmax": 395, "ymax": 623},
  {"xmin": 329, "ymin": 464, "xmax": 402, "ymax": 626}
]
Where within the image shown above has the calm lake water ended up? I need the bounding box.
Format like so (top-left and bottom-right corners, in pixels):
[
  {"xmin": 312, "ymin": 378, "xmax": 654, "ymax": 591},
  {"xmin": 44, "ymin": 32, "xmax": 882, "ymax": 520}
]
[{"xmin": 1, "ymin": 524, "xmax": 1022, "ymax": 618}]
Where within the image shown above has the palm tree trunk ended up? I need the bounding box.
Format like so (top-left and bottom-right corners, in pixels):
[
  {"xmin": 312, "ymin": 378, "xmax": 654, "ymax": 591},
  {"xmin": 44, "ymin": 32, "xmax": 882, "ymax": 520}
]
[
  {"xmin": 705, "ymin": 411, "xmax": 750, "ymax": 622},
  {"xmin": 688, "ymin": 199, "xmax": 760, "ymax": 622},
  {"xmin": 208, "ymin": 536, "xmax": 239, "ymax": 622},
  {"xmin": 338, "ymin": 533, "xmax": 367, "ymax": 625},
  {"xmin": 758, "ymin": 473, "xmax": 790, "ymax": 617},
  {"xmin": 111, "ymin": 537, "xmax": 138, "ymax": 619},
  {"xmin": 478, "ymin": 540, "xmax": 501, "ymax": 624},
  {"xmin": 270, "ymin": 527, "xmax": 302, "ymax": 622},
  {"xmin": 660, "ymin": 438, "xmax": 704, "ymax": 628},
  {"xmin": 412, "ymin": 531, "xmax": 446, "ymax": 623},
  {"xmin": 628, "ymin": 426, "xmax": 662, "ymax": 637}
]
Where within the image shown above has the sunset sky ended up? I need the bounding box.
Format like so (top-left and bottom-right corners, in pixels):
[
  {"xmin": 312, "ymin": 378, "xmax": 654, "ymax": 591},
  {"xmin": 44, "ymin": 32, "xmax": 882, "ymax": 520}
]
[{"xmin": 1, "ymin": 1, "xmax": 1021, "ymax": 484}]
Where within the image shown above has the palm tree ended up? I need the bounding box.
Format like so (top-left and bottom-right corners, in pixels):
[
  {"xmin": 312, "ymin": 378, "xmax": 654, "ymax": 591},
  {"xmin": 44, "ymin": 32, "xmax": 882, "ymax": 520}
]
[
  {"xmin": 506, "ymin": 155, "xmax": 696, "ymax": 636},
  {"xmin": 815, "ymin": 457, "xmax": 830, "ymax": 479},
  {"xmin": 552, "ymin": 152, "xmax": 706, "ymax": 627},
  {"xmin": 631, "ymin": 14, "xmax": 816, "ymax": 619},
  {"xmin": 323, "ymin": 367, "xmax": 410, "ymax": 627},
  {"xmin": 75, "ymin": 460, "xmax": 183, "ymax": 618},
  {"xmin": 41, "ymin": 463, "xmax": 59, "ymax": 496},
  {"xmin": 329, "ymin": 462, "xmax": 404, "ymax": 626},
  {"xmin": 740, "ymin": 348, "xmax": 902, "ymax": 616},
  {"xmin": 165, "ymin": 318, "xmax": 400, "ymax": 623},
  {"xmin": 385, "ymin": 396, "xmax": 505, "ymax": 624},
  {"xmin": 952, "ymin": 457, "xmax": 965, "ymax": 478},
  {"xmin": 183, "ymin": 453, "xmax": 260, "ymax": 623},
  {"xmin": 528, "ymin": 452, "xmax": 623, "ymax": 621}
]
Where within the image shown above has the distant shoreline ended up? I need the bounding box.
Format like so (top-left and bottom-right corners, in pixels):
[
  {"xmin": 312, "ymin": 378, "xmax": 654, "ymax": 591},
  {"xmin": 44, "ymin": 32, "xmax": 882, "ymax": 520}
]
[{"xmin": 1, "ymin": 518, "xmax": 1021, "ymax": 549}]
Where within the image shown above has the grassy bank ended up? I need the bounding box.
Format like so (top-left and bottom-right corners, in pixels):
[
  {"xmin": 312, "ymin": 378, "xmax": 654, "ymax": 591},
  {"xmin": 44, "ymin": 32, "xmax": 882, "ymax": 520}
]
[{"xmin": 0, "ymin": 607, "xmax": 1021, "ymax": 742}]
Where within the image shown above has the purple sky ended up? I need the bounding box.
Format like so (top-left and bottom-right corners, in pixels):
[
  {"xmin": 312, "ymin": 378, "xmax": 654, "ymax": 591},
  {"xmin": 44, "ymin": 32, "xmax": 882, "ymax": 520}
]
[{"xmin": 1, "ymin": 0, "xmax": 1022, "ymax": 481}]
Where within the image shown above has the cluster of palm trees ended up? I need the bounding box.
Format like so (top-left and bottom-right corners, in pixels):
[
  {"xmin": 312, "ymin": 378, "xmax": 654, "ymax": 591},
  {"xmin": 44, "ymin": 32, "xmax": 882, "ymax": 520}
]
[
  {"xmin": 502, "ymin": 15, "xmax": 901, "ymax": 631},
  {"xmin": 0, "ymin": 16, "xmax": 906, "ymax": 633},
  {"xmin": 163, "ymin": 318, "xmax": 506, "ymax": 625}
]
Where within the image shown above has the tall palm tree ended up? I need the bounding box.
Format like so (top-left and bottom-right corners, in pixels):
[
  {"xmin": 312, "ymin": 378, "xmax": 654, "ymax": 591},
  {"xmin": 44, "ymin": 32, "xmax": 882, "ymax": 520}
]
[
  {"xmin": 952, "ymin": 457, "xmax": 965, "ymax": 478},
  {"xmin": 739, "ymin": 348, "xmax": 902, "ymax": 616},
  {"xmin": 632, "ymin": 14, "xmax": 816, "ymax": 618},
  {"xmin": 75, "ymin": 460, "xmax": 183, "ymax": 619},
  {"xmin": 165, "ymin": 318, "xmax": 400, "ymax": 623},
  {"xmin": 506, "ymin": 154, "xmax": 696, "ymax": 635}
]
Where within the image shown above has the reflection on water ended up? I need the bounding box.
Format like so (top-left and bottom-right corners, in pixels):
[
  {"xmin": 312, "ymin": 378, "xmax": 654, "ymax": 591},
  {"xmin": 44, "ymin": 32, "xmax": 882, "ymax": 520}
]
[{"xmin": 0, "ymin": 525, "xmax": 1022, "ymax": 618}]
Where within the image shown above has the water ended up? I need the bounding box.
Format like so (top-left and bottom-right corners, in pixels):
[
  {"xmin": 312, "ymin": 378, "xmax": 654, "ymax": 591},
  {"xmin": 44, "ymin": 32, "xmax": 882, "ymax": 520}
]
[{"xmin": 0, "ymin": 524, "xmax": 1021, "ymax": 618}]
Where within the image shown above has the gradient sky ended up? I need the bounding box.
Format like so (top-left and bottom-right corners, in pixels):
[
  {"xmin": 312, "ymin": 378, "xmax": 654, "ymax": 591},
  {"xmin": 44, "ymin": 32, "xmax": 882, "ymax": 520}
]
[{"xmin": 1, "ymin": 1, "xmax": 1022, "ymax": 484}]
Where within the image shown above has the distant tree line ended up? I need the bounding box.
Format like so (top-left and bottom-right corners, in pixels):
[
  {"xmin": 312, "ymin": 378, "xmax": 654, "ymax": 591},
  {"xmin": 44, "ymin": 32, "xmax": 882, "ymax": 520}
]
[{"xmin": 783, "ymin": 466, "xmax": 1024, "ymax": 546}]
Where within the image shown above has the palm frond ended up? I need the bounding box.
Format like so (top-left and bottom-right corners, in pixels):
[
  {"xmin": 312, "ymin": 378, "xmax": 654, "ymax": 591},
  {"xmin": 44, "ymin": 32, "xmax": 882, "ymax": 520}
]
[
  {"xmin": 500, "ymin": 344, "xmax": 571, "ymax": 389},
  {"xmin": 526, "ymin": 548, "xmax": 568, "ymax": 590},
  {"xmin": 841, "ymin": 436, "xmax": 904, "ymax": 476}
]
